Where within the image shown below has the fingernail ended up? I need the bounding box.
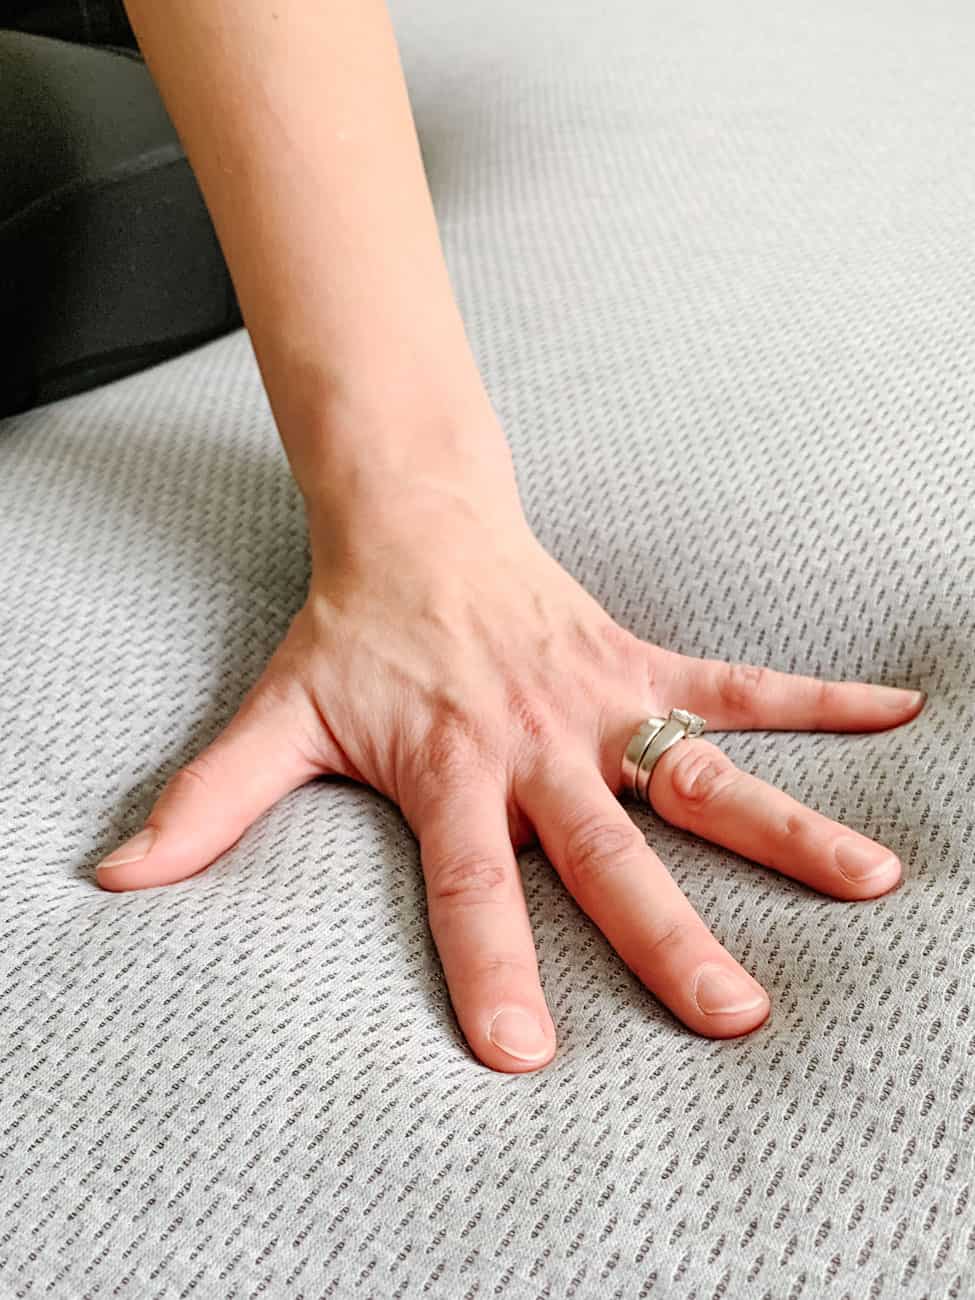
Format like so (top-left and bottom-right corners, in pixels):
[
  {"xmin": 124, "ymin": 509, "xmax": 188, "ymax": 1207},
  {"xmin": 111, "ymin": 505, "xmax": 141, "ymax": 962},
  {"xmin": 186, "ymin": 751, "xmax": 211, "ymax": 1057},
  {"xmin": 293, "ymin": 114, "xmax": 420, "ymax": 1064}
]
[
  {"xmin": 871, "ymin": 684, "xmax": 926, "ymax": 710},
  {"xmin": 488, "ymin": 1007, "xmax": 551, "ymax": 1062},
  {"xmin": 693, "ymin": 963, "xmax": 767, "ymax": 1016},
  {"xmin": 98, "ymin": 826, "xmax": 157, "ymax": 871},
  {"xmin": 834, "ymin": 836, "xmax": 900, "ymax": 883}
]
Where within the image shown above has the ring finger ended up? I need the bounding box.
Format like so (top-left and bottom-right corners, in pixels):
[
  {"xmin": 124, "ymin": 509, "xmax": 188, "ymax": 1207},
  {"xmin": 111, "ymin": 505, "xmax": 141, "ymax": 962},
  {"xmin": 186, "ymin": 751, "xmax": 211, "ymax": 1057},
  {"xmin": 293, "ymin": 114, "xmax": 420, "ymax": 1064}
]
[{"xmin": 632, "ymin": 730, "xmax": 904, "ymax": 900}]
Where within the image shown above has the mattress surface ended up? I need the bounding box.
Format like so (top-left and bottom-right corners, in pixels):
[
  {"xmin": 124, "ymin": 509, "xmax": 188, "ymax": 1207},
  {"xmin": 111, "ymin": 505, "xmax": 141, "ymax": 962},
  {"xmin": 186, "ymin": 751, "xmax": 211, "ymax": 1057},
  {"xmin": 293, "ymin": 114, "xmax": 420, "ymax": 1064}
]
[{"xmin": 1, "ymin": 1, "xmax": 973, "ymax": 1296}]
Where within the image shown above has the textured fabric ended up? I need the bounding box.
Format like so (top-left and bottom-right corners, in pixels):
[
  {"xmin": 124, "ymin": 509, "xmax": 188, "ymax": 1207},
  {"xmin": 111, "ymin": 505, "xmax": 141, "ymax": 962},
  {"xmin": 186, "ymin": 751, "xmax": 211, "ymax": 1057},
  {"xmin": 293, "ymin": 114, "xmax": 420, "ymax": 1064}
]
[{"xmin": 1, "ymin": 1, "xmax": 973, "ymax": 1297}]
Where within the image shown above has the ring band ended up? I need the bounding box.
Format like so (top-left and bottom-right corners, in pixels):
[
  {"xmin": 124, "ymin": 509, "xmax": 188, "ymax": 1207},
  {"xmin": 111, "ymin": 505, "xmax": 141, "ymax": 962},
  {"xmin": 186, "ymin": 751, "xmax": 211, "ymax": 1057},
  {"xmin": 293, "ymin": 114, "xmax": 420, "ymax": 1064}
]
[{"xmin": 621, "ymin": 707, "xmax": 707, "ymax": 803}]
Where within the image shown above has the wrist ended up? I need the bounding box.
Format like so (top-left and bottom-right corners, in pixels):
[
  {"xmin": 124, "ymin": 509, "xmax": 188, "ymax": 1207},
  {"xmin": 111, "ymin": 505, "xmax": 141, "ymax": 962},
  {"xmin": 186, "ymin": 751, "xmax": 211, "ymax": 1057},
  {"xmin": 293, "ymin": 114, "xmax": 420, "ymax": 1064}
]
[
  {"xmin": 293, "ymin": 394, "xmax": 517, "ymax": 503},
  {"xmin": 293, "ymin": 406, "xmax": 528, "ymax": 571},
  {"xmin": 257, "ymin": 339, "xmax": 513, "ymax": 493}
]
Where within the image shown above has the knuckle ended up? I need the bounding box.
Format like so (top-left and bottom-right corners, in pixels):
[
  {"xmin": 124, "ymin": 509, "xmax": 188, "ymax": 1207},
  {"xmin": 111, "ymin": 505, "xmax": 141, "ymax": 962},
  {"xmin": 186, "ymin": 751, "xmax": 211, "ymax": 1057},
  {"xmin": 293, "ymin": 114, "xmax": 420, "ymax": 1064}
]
[
  {"xmin": 412, "ymin": 724, "xmax": 488, "ymax": 803},
  {"xmin": 783, "ymin": 812, "xmax": 808, "ymax": 840},
  {"xmin": 461, "ymin": 955, "xmax": 538, "ymax": 987},
  {"xmin": 595, "ymin": 618, "xmax": 642, "ymax": 665},
  {"xmin": 166, "ymin": 756, "xmax": 213, "ymax": 798},
  {"xmin": 762, "ymin": 811, "xmax": 813, "ymax": 874},
  {"xmin": 426, "ymin": 850, "xmax": 509, "ymax": 905},
  {"xmin": 403, "ymin": 722, "xmax": 507, "ymax": 841},
  {"xmin": 505, "ymin": 685, "xmax": 559, "ymax": 749},
  {"xmin": 421, "ymin": 722, "xmax": 504, "ymax": 790},
  {"xmin": 718, "ymin": 661, "xmax": 767, "ymax": 713},
  {"xmin": 597, "ymin": 622, "xmax": 665, "ymax": 692},
  {"xmin": 642, "ymin": 918, "xmax": 696, "ymax": 965},
  {"xmin": 665, "ymin": 740, "xmax": 740, "ymax": 810},
  {"xmin": 813, "ymin": 676, "xmax": 835, "ymax": 713},
  {"xmin": 779, "ymin": 811, "xmax": 818, "ymax": 859},
  {"xmin": 240, "ymin": 669, "xmax": 295, "ymax": 716},
  {"xmin": 563, "ymin": 811, "xmax": 646, "ymax": 892},
  {"xmin": 424, "ymin": 725, "xmax": 476, "ymax": 785}
]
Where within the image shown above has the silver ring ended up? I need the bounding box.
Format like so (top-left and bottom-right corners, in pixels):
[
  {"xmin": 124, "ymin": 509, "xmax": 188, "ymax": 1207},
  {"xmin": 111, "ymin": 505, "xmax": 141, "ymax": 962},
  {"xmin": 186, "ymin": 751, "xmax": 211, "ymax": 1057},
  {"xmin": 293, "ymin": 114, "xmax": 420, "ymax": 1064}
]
[{"xmin": 620, "ymin": 707, "xmax": 707, "ymax": 803}]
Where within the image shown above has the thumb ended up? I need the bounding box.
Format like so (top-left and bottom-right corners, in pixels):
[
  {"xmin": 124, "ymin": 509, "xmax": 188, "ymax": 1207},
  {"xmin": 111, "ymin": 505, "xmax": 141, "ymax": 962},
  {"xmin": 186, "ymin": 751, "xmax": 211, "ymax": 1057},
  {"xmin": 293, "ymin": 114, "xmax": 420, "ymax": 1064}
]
[{"xmin": 95, "ymin": 685, "xmax": 323, "ymax": 892}]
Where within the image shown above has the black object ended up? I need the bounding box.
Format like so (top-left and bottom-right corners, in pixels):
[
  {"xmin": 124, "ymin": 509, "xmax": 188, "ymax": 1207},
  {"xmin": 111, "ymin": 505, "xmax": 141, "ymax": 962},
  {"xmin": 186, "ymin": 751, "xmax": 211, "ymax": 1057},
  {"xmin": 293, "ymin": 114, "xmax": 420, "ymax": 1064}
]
[
  {"xmin": 3, "ymin": 1, "xmax": 141, "ymax": 50},
  {"xmin": 0, "ymin": 19, "xmax": 243, "ymax": 417}
]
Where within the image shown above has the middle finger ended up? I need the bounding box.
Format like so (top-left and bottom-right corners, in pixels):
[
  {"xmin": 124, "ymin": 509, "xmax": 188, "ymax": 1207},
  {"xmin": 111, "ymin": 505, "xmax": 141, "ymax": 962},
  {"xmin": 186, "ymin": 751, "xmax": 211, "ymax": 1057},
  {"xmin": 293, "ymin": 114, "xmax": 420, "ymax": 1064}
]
[{"xmin": 517, "ymin": 752, "xmax": 772, "ymax": 1037}]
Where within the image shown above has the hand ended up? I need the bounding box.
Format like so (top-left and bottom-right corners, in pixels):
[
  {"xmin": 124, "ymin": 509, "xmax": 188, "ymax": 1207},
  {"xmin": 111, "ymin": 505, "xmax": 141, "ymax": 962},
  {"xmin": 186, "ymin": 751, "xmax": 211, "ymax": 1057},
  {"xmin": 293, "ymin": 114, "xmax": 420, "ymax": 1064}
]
[{"xmin": 94, "ymin": 473, "xmax": 925, "ymax": 1072}]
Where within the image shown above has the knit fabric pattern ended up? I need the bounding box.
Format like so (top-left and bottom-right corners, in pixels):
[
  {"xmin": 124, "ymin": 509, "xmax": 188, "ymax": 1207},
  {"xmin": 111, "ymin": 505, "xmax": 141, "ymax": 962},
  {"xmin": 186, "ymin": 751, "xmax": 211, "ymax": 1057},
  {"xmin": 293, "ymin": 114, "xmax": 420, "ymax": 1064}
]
[{"xmin": 1, "ymin": 1, "xmax": 972, "ymax": 1296}]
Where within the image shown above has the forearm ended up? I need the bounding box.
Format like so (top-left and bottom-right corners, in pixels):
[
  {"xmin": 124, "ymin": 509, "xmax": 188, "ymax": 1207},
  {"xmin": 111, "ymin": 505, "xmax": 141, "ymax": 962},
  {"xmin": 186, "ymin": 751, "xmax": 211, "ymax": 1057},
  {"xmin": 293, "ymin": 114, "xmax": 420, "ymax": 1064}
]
[{"xmin": 120, "ymin": 0, "xmax": 515, "ymax": 509}]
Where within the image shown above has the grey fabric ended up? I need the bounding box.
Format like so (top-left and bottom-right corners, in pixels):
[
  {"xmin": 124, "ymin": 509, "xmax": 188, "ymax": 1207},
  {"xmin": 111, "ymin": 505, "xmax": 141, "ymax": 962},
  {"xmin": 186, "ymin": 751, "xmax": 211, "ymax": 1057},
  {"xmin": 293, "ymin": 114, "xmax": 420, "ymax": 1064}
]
[{"xmin": 1, "ymin": 0, "xmax": 973, "ymax": 1296}]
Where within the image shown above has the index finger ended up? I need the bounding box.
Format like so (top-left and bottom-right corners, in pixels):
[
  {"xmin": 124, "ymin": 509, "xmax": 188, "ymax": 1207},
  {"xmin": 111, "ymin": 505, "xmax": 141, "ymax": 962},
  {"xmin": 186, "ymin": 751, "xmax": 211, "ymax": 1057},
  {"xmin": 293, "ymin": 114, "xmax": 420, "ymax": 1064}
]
[{"xmin": 415, "ymin": 775, "xmax": 558, "ymax": 1074}]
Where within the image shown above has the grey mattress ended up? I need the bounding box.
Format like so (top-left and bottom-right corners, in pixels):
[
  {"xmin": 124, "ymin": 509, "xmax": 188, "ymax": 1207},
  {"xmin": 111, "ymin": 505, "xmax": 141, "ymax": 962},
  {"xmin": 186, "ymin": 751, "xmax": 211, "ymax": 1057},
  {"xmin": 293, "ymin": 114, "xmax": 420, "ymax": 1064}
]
[{"xmin": 1, "ymin": 1, "xmax": 974, "ymax": 1297}]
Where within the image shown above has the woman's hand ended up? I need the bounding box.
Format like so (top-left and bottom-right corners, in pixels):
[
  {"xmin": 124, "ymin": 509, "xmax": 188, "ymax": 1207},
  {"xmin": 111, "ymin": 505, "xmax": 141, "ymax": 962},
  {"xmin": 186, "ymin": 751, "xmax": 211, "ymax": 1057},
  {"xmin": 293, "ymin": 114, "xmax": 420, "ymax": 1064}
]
[{"xmin": 94, "ymin": 469, "xmax": 925, "ymax": 1073}]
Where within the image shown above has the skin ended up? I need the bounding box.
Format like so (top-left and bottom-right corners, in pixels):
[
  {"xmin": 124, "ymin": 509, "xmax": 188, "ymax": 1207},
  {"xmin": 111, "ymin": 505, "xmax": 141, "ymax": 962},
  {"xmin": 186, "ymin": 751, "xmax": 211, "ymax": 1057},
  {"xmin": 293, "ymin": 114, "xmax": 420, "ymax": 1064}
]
[{"xmin": 98, "ymin": 0, "xmax": 926, "ymax": 1072}]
